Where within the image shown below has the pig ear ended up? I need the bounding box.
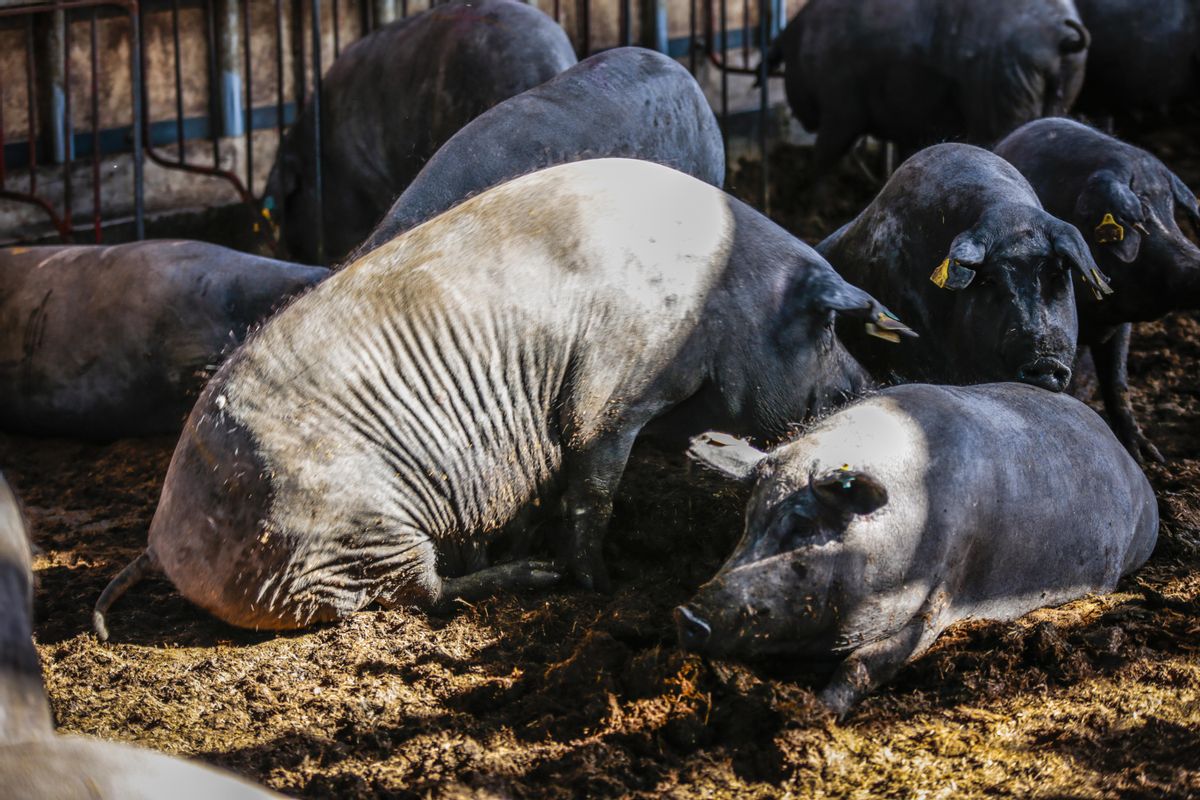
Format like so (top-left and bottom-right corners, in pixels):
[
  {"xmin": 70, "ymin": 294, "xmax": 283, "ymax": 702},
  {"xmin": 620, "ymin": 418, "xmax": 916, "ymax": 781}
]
[
  {"xmin": 810, "ymin": 467, "xmax": 888, "ymax": 516},
  {"xmin": 688, "ymin": 432, "xmax": 767, "ymax": 482},
  {"xmin": 1051, "ymin": 220, "xmax": 1114, "ymax": 300},
  {"xmin": 930, "ymin": 232, "xmax": 983, "ymax": 290},
  {"xmin": 1077, "ymin": 170, "xmax": 1142, "ymax": 263},
  {"xmin": 816, "ymin": 279, "xmax": 918, "ymax": 344},
  {"xmin": 1170, "ymin": 172, "xmax": 1200, "ymax": 232}
]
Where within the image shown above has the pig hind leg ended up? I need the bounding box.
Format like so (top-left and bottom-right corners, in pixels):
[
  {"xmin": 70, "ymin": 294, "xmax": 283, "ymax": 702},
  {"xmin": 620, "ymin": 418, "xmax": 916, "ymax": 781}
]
[{"xmin": 1094, "ymin": 324, "xmax": 1164, "ymax": 464}]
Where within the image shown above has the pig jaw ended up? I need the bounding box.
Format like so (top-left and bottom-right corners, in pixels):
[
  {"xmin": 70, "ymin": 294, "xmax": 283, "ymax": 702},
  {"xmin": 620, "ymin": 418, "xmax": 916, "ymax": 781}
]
[{"xmin": 676, "ymin": 545, "xmax": 843, "ymax": 659}]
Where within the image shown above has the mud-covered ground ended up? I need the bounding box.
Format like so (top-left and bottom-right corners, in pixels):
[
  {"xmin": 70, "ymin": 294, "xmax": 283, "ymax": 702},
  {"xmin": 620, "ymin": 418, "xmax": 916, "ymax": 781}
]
[{"xmin": 5, "ymin": 118, "xmax": 1200, "ymax": 798}]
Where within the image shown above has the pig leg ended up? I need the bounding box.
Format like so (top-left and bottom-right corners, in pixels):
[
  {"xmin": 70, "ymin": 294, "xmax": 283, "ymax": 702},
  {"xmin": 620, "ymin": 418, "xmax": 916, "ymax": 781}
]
[
  {"xmin": 1093, "ymin": 324, "xmax": 1164, "ymax": 464},
  {"xmin": 559, "ymin": 426, "xmax": 642, "ymax": 593},
  {"xmin": 818, "ymin": 611, "xmax": 941, "ymax": 717},
  {"xmin": 376, "ymin": 536, "xmax": 561, "ymax": 613},
  {"xmin": 811, "ymin": 110, "xmax": 864, "ymax": 174}
]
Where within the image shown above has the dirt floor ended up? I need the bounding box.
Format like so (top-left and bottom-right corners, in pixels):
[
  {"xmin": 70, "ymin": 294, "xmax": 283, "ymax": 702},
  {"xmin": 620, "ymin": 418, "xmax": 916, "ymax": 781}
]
[{"xmin": 5, "ymin": 118, "xmax": 1200, "ymax": 798}]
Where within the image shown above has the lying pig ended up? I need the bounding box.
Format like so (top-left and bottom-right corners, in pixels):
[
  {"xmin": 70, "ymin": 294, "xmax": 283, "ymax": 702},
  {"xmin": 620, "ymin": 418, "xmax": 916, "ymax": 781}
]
[
  {"xmin": 1073, "ymin": 0, "xmax": 1200, "ymax": 118},
  {"xmin": 764, "ymin": 0, "xmax": 1090, "ymax": 167},
  {"xmin": 264, "ymin": 0, "xmax": 577, "ymax": 264},
  {"xmin": 93, "ymin": 158, "xmax": 913, "ymax": 638},
  {"xmin": 0, "ymin": 474, "xmax": 287, "ymax": 798},
  {"xmin": 678, "ymin": 382, "xmax": 1158, "ymax": 714},
  {"xmin": 355, "ymin": 47, "xmax": 725, "ymax": 256},
  {"xmin": 996, "ymin": 118, "xmax": 1200, "ymax": 463},
  {"xmin": 0, "ymin": 241, "xmax": 328, "ymax": 439},
  {"xmin": 818, "ymin": 143, "xmax": 1110, "ymax": 391}
]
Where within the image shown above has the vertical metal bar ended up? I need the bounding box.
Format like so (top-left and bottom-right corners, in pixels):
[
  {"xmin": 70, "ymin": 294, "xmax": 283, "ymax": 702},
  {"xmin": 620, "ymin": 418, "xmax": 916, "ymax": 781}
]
[
  {"xmin": 25, "ymin": 17, "xmax": 37, "ymax": 195},
  {"xmin": 620, "ymin": 0, "xmax": 630, "ymax": 46},
  {"xmin": 400, "ymin": 0, "xmax": 407, "ymax": 19},
  {"xmin": 216, "ymin": 0, "xmax": 244, "ymax": 137},
  {"xmin": 579, "ymin": 0, "xmax": 588, "ymax": 56},
  {"xmin": 310, "ymin": 0, "xmax": 324, "ymax": 262},
  {"xmin": 758, "ymin": 0, "xmax": 768, "ymax": 213},
  {"xmin": 90, "ymin": 8, "xmax": 100, "ymax": 241},
  {"xmin": 688, "ymin": 0, "xmax": 695, "ymax": 73},
  {"xmin": 172, "ymin": 0, "xmax": 185, "ymax": 161},
  {"xmin": 719, "ymin": 0, "xmax": 728, "ymax": 159},
  {"xmin": 0, "ymin": 84, "xmax": 6, "ymax": 189},
  {"xmin": 553, "ymin": 0, "xmax": 559, "ymax": 24},
  {"xmin": 62, "ymin": 8, "xmax": 73, "ymax": 237},
  {"xmin": 741, "ymin": 0, "xmax": 748, "ymax": 64},
  {"xmin": 332, "ymin": 0, "xmax": 340, "ymax": 57},
  {"xmin": 290, "ymin": 0, "xmax": 305, "ymax": 109},
  {"xmin": 243, "ymin": 0, "xmax": 253, "ymax": 195},
  {"xmin": 275, "ymin": 0, "xmax": 285, "ymax": 136},
  {"xmin": 131, "ymin": 1, "xmax": 145, "ymax": 239},
  {"xmin": 205, "ymin": 0, "xmax": 222, "ymax": 164}
]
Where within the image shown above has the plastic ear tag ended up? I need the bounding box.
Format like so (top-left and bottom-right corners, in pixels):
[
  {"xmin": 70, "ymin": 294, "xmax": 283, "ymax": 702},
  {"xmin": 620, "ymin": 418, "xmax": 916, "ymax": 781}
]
[
  {"xmin": 1095, "ymin": 213, "xmax": 1125, "ymax": 244},
  {"xmin": 262, "ymin": 195, "xmax": 276, "ymax": 211},
  {"xmin": 865, "ymin": 309, "xmax": 914, "ymax": 343},
  {"xmin": 1086, "ymin": 267, "xmax": 1115, "ymax": 300},
  {"xmin": 261, "ymin": 207, "xmax": 272, "ymax": 220},
  {"xmin": 837, "ymin": 465, "xmax": 855, "ymax": 490},
  {"xmin": 930, "ymin": 258, "xmax": 951, "ymax": 288},
  {"xmin": 253, "ymin": 223, "xmax": 261, "ymax": 233}
]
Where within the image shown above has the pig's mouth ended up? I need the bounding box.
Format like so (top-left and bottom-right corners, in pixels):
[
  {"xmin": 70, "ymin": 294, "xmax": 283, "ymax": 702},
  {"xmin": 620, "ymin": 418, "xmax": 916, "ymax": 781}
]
[{"xmin": 673, "ymin": 602, "xmax": 835, "ymax": 659}]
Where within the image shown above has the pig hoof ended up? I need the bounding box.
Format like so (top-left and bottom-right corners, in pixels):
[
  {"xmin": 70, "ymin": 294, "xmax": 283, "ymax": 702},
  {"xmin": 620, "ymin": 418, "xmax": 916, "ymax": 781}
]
[
  {"xmin": 568, "ymin": 555, "xmax": 611, "ymax": 593},
  {"xmin": 817, "ymin": 683, "xmax": 858, "ymax": 720}
]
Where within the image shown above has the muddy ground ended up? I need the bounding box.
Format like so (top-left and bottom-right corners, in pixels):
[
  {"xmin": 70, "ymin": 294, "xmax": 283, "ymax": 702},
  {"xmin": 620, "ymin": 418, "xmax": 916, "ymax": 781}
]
[{"xmin": 5, "ymin": 118, "xmax": 1200, "ymax": 798}]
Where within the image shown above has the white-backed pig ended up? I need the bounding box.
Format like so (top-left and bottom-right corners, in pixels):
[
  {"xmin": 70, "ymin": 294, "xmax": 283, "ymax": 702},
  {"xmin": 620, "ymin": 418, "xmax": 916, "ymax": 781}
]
[
  {"xmin": 678, "ymin": 383, "xmax": 1158, "ymax": 714},
  {"xmin": 93, "ymin": 159, "xmax": 914, "ymax": 638},
  {"xmin": 764, "ymin": 0, "xmax": 1090, "ymax": 167},
  {"xmin": 995, "ymin": 117, "xmax": 1200, "ymax": 463},
  {"xmin": 263, "ymin": 0, "xmax": 577, "ymax": 264},
  {"xmin": 818, "ymin": 143, "xmax": 1110, "ymax": 392},
  {"xmin": 354, "ymin": 47, "xmax": 725, "ymax": 256},
  {"xmin": 0, "ymin": 474, "xmax": 288, "ymax": 798},
  {"xmin": 0, "ymin": 241, "xmax": 328, "ymax": 439}
]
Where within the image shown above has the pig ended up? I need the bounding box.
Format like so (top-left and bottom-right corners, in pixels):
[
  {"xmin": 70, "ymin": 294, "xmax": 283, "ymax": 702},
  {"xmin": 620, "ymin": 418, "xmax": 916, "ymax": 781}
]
[
  {"xmin": 677, "ymin": 382, "xmax": 1158, "ymax": 715},
  {"xmin": 764, "ymin": 0, "xmax": 1091, "ymax": 167},
  {"xmin": 1072, "ymin": 0, "xmax": 1200, "ymax": 118},
  {"xmin": 0, "ymin": 241, "xmax": 328, "ymax": 439},
  {"xmin": 817, "ymin": 143, "xmax": 1111, "ymax": 391},
  {"xmin": 354, "ymin": 47, "xmax": 725, "ymax": 256},
  {"xmin": 92, "ymin": 158, "xmax": 914, "ymax": 638},
  {"xmin": 0, "ymin": 474, "xmax": 288, "ymax": 798},
  {"xmin": 995, "ymin": 117, "xmax": 1200, "ymax": 463},
  {"xmin": 263, "ymin": 0, "xmax": 577, "ymax": 265}
]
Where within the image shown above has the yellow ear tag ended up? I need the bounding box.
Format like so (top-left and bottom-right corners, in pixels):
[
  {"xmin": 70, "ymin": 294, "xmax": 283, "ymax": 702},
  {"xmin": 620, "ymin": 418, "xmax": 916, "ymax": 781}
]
[
  {"xmin": 865, "ymin": 322, "xmax": 901, "ymax": 343},
  {"xmin": 261, "ymin": 208, "xmax": 272, "ymax": 220},
  {"xmin": 253, "ymin": 223, "xmax": 261, "ymax": 233},
  {"xmin": 1094, "ymin": 213, "xmax": 1125, "ymax": 244},
  {"xmin": 930, "ymin": 258, "xmax": 951, "ymax": 289}
]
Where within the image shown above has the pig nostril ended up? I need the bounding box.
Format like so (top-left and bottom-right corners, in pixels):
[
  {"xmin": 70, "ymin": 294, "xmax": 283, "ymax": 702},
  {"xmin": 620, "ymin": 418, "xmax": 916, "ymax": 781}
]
[
  {"xmin": 1017, "ymin": 358, "xmax": 1072, "ymax": 393},
  {"xmin": 673, "ymin": 605, "xmax": 712, "ymax": 651}
]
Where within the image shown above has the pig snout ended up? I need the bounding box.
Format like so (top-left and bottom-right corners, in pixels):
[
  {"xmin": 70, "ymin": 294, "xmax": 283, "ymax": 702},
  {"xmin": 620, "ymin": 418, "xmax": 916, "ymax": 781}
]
[
  {"xmin": 1017, "ymin": 356, "xmax": 1072, "ymax": 392},
  {"xmin": 673, "ymin": 604, "xmax": 712, "ymax": 651}
]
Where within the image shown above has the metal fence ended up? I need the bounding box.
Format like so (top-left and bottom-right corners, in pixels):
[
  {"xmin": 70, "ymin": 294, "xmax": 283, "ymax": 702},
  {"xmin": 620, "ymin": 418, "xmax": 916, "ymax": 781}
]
[{"xmin": 0, "ymin": 0, "xmax": 785, "ymax": 247}]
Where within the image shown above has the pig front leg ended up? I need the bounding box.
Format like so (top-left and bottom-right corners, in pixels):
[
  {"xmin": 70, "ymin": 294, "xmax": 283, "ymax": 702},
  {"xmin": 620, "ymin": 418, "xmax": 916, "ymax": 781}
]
[
  {"xmin": 559, "ymin": 426, "xmax": 642, "ymax": 592},
  {"xmin": 1092, "ymin": 324, "xmax": 1164, "ymax": 465},
  {"xmin": 819, "ymin": 609, "xmax": 942, "ymax": 717},
  {"xmin": 376, "ymin": 535, "xmax": 561, "ymax": 613}
]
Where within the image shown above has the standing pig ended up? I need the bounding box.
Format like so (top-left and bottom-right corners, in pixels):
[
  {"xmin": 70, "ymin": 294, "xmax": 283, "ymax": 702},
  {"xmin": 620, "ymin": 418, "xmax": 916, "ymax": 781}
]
[
  {"xmin": 263, "ymin": 0, "xmax": 577, "ymax": 264},
  {"xmin": 93, "ymin": 159, "xmax": 913, "ymax": 638},
  {"xmin": 0, "ymin": 241, "xmax": 328, "ymax": 439},
  {"xmin": 818, "ymin": 143, "xmax": 1110, "ymax": 390},
  {"xmin": 765, "ymin": 0, "xmax": 1090, "ymax": 167},
  {"xmin": 995, "ymin": 117, "xmax": 1200, "ymax": 463},
  {"xmin": 678, "ymin": 383, "xmax": 1158, "ymax": 714},
  {"xmin": 0, "ymin": 474, "xmax": 288, "ymax": 798},
  {"xmin": 354, "ymin": 47, "xmax": 725, "ymax": 256},
  {"xmin": 1072, "ymin": 0, "xmax": 1200, "ymax": 119}
]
